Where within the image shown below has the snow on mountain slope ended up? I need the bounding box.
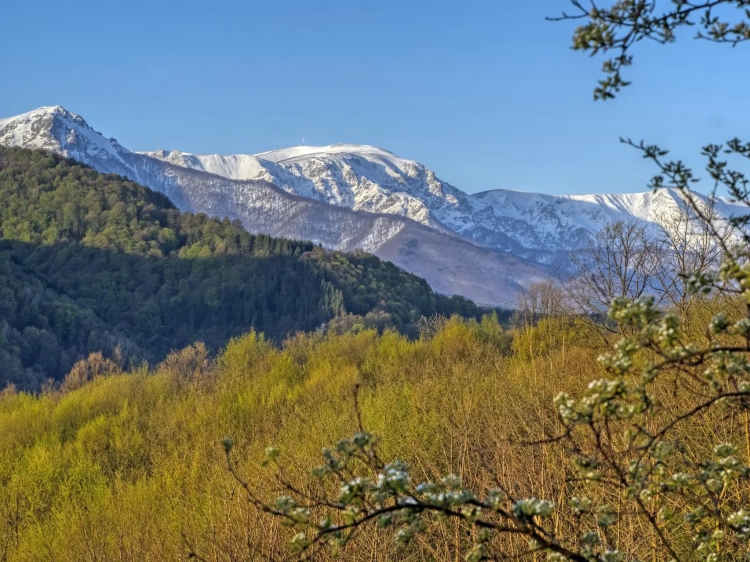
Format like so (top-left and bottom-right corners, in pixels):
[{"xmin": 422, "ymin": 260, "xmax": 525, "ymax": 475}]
[
  {"xmin": 0, "ymin": 106, "xmax": 553, "ymax": 306},
  {"xmin": 141, "ymin": 149, "xmax": 269, "ymax": 182},
  {"xmin": 142, "ymin": 144, "xmax": 468, "ymax": 232},
  {"xmin": 144, "ymin": 144, "xmax": 748, "ymax": 255},
  {"xmin": 0, "ymin": 106, "xmax": 133, "ymax": 174},
  {"xmin": 3, "ymin": 106, "xmax": 745, "ymax": 304}
]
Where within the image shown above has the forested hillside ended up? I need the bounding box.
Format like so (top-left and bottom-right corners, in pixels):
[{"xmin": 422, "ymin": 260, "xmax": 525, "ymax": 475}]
[
  {"xmin": 0, "ymin": 147, "xmax": 483, "ymax": 390},
  {"xmin": 0, "ymin": 316, "xmax": 568, "ymax": 560},
  {"xmin": 1, "ymin": 300, "xmax": 747, "ymax": 561}
]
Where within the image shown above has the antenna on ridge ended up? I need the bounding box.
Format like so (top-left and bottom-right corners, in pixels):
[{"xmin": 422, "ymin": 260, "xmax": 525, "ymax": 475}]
[{"xmin": 301, "ymin": 136, "xmax": 305, "ymax": 146}]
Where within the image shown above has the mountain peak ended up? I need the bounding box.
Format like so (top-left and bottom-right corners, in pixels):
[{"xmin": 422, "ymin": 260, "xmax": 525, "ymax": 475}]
[
  {"xmin": 0, "ymin": 105, "xmax": 131, "ymax": 173},
  {"xmin": 4, "ymin": 105, "xmax": 80, "ymax": 123},
  {"xmin": 253, "ymin": 143, "xmax": 403, "ymax": 164},
  {"xmin": 34, "ymin": 105, "xmax": 67, "ymax": 114}
]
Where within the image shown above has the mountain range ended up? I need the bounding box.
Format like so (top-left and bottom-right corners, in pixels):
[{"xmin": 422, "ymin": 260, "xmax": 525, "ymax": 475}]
[{"xmin": 1, "ymin": 106, "xmax": 744, "ymax": 306}]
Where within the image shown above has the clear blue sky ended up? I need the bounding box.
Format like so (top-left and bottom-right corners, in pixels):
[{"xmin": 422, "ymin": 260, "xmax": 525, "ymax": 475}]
[{"xmin": 1, "ymin": 0, "xmax": 747, "ymax": 195}]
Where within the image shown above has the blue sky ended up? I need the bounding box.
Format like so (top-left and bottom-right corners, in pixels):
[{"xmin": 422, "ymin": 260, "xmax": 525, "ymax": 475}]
[{"xmin": 1, "ymin": 0, "xmax": 746, "ymax": 195}]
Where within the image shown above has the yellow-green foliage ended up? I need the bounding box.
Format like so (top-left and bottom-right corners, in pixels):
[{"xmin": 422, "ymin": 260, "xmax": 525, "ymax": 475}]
[{"xmin": 1, "ymin": 309, "xmax": 734, "ymax": 561}]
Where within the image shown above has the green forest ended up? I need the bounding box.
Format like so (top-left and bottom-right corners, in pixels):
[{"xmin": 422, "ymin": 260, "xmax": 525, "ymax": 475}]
[{"xmin": 0, "ymin": 147, "xmax": 484, "ymax": 391}]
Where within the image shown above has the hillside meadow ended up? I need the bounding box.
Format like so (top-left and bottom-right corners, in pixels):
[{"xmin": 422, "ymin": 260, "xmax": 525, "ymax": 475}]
[{"xmin": 1, "ymin": 299, "xmax": 747, "ymax": 561}]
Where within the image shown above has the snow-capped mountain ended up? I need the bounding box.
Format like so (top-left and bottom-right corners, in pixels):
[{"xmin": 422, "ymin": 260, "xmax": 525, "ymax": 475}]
[
  {"xmin": 0, "ymin": 106, "xmax": 135, "ymax": 176},
  {"xmin": 2, "ymin": 106, "xmax": 744, "ymax": 305},
  {"xmin": 0, "ymin": 106, "xmax": 553, "ymax": 306},
  {"xmin": 142, "ymin": 144, "xmax": 747, "ymax": 260},
  {"xmin": 140, "ymin": 145, "xmax": 464, "ymax": 234}
]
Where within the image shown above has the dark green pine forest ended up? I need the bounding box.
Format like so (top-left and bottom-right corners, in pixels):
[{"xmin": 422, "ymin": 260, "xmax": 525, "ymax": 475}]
[{"xmin": 0, "ymin": 147, "xmax": 484, "ymax": 390}]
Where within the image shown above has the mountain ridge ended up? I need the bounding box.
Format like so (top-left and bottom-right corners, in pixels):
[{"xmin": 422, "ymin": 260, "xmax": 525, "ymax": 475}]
[
  {"xmin": 141, "ymin": 141, "xmax": 748, "ymax": 255},
  {"xmin": 3, "ymin": 105, "xmax": 742, "ymax": 305},
  {"xmin": 0, "ymin": 106, "xmax": 552, "ymax": 306}
]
